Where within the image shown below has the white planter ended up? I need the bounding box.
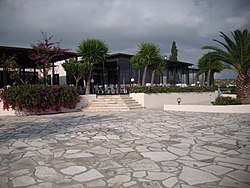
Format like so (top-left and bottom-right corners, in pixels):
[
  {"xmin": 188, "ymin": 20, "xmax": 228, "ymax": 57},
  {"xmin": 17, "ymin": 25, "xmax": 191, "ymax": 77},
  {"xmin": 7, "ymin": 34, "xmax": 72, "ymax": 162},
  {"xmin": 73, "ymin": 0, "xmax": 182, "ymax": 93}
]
[
  {"xmin": 164, "ymin": 104, "xmax": 250, "ymax": 114},
  {"xmin": 130, "ymin": 92, "xmax": 216, "ymax": 108}
]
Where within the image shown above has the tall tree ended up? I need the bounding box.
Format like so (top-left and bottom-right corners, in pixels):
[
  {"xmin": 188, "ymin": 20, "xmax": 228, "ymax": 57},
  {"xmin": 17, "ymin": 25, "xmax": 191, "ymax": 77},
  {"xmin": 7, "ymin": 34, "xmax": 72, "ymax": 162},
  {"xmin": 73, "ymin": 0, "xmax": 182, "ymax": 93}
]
[
  {"xmin": 135, "ymin": 42, "xmax": 162, "ymax": 86},
  {"xmin": 169, "ymin": 41, "xmax": 178, "ymax": 61},
  {"xmin": 62, "ymin": 58, "xmax": 88, "ymax": 87},
  {"xmin": 202, "ymin": 29, "xmax": 250, "ymax": 104},
  {"xmin": 77, "ymin": 39, "xmax": 108, "ymax": 95},
  {"xmin": 30, "ymin": 31, "xmax": 68, "ymax": 85},
  {"xmin": 196, "ymin": 52, "xmax": 224, "ymax": 86}
]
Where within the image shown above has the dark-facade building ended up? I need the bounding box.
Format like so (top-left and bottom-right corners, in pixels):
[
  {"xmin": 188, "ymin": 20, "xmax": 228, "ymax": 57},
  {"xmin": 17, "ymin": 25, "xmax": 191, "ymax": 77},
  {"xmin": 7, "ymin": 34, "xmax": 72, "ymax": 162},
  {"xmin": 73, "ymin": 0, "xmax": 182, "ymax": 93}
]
[{"xmin": 1, "ymin": 46, "xmax": 198, "ymax": 94}]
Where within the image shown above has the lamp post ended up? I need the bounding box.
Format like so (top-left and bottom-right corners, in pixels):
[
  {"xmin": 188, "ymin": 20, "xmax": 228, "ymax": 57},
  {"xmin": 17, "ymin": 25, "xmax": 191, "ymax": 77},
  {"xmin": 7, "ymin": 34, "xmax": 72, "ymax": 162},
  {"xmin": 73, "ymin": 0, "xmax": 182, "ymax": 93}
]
[
  {"xmin": 130, "ymin": 78, "xmax": 135, "ymax": 87},
  {"xmin": 177, "ymin": 97, "xmax": 181, "ymax": 105}
]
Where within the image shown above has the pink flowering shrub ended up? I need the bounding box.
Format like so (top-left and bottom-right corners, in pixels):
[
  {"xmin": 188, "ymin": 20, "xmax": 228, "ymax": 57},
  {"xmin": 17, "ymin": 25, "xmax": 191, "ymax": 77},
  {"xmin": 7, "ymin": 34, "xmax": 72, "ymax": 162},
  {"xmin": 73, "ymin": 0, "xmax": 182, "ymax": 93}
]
[{"xmin": 0, "ymin": 85, "xmax": 80, "ymax": 113}]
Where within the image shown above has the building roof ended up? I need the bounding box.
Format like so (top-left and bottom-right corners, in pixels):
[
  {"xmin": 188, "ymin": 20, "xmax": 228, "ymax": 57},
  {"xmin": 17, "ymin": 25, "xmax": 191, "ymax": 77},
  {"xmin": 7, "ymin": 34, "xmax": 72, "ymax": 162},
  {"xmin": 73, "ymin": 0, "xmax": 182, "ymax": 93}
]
[{"xmin": 0, "ymin": 46, "xmax": 76, "ymax": 68}]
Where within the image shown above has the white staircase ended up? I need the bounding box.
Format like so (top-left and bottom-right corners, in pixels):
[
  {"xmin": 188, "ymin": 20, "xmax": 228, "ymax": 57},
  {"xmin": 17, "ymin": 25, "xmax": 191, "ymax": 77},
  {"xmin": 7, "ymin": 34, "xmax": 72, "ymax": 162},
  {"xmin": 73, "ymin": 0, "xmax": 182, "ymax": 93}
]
[{"xmin": 83, "ymin": 95, "xmax": 144, "ymax": 112}]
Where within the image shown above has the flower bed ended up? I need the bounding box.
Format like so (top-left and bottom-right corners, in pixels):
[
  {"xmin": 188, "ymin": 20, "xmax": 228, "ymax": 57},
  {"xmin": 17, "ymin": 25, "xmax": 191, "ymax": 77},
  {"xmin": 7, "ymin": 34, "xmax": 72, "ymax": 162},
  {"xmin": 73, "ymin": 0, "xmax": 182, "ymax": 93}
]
[{"xmin": 0, "ymin": 85, "xmax": 80, "ymax": 113}]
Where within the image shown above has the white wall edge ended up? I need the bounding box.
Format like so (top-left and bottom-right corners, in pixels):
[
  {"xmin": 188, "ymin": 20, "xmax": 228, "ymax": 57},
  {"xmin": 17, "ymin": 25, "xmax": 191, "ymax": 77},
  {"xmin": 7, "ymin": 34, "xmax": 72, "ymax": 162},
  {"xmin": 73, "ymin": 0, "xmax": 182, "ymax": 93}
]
[{"xmin": 164, "ymin": 104, "xmax": 250, "ymax": 114}]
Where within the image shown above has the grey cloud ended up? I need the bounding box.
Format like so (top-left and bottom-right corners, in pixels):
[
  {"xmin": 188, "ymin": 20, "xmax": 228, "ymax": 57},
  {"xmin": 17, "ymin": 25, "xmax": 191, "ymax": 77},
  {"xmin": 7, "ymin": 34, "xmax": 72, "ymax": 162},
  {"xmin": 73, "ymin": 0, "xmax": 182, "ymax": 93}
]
[{"xmin": 0, "ymin": 0, "xmax": 249, "ymax": 79}]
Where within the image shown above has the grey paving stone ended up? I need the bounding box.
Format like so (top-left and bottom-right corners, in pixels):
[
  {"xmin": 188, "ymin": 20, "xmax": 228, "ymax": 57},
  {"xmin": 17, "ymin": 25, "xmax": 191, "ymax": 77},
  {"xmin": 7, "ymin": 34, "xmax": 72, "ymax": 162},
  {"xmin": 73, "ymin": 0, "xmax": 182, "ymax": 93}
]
[
  {"xmin": 215, "ymin": 156, "xmax": 250, "ymax": 165},
  {"xmin": 72, "ymin": 169, "xmax": 104, "ymax": 182},
  {"xmin": 0, "ymin": 177, "xmax": 8, "ymax": 188},
  {"xmin": 123, "ymin": 181, "xmax": 137, "ymax": 187},
  {"xmin": 162, "ymin": 177, "xmax": 178, "ymax": 187},
  {"xmin": 65, "ymin": 149, "xmax": 81, "ymax": 154},
  {"xmin": 28, "ymin": 141, "xmax": 47, "ymax": 147},
  {"xmin": 200, "ymin": 165, "xmax": 233, "ymax": 175},
  {"xmin": 0, "ymin": 148, "xmax": 13, "ymax": 155},
  {"xmin": 179, "ymin": 166, "xmax": 220, "ymax": 185},
  {"xmin": 107, "ymin": 173, "xmax": 131, "ymax": 185},
  {"xmin": 1, "ymin": 109, "xmax": 250, "ymax": 187},
  {"xmin": 54, "ymin": 149, "xmax": 65, "ymax": 158},
  {"xmin": 10, "ymin": 158, "xmax": 37, "ymax": 170},
  {"xmin": 133, "ymin": 171, "xmax": 146, "ymax": 178},
  {"xmin": 141, "ymin": 152, "xmax": 178, "ymax": 161},
  {"xmin": 86, "ymin": 179, "xmax": 106, "ymax": 187},
  {"xmin": 35, "ymin": 166, "xmax": 64, "ymax": 182},
  {"xmin": 27, "ymin": 182, "xmax": 53, "ymax": 188},
  {"xmin": 61, "ymin": 184, "xmax": 84, "ymax": 188},
  {"xmin": 128, "ymin": 159, "xmax": 161, "ymax": 171},
  {"xmin": 38, "ymin": 149, "xmax": 53, "ymax": 156},
  {"xmin": 190, "ymin": 153, "xmax": 214, "ymax": 161},
  {"xmin": 217, "ymin": 162, "xmax": 246, "ymax": 170},
  {"xmin": 86, "ymin": 146, "xmax": 110, "ymax": 154},
  {"xmin": 12, "ymin": 175, "xmax": 36, "ymax": 187},
  {"xmin": 60, "ymin": 166, "xmax": 87, "ymax": 175},
  {"xmin": 146, "ymin": 171, "xmax": 174, "ymax": 181},
  {"xmin": 219, "ymin": 177, "xmax": 250, "ymax": 188},
  {"xmin": 10, "ymin": 169, "xmax": 30, "ymax": 177},
  {"xmin": 23, "ymin": 151, "xmax": 39, "ymax": 157},
  {"xmin": 54, "ymin": 163, "xmax": 76, "ymax": 170},
  {"xmin": 116, "ymin": 147, "xmax": 134, "ymax": 153},
  {"xmin": 227, "ymin": 170, "xmax": 250, "ymax": 183},
  {"xmin": 167, "ymin": 146, "xmax": 189, "ymax": 156},
  {"xmin": 64, "ymin": 151, "xmax": 93, "ymax": 159},
  {"xmin": 12, "ymin": 141, "xmax": 29, "ymax": 148},
  {"xmin": 141, "ymin": 181, "xmax": 163, "ymax": 188},
  {"xmin": 98, "ymin": 160, "xmax": 123, "ymax": 169},
  {"xmin": 177, "ymin": 159, "xmax": 210, "ymax": 167},
  {"xmin": 202, "ymin": 145, "xmax": 228, "ymax": 153}
]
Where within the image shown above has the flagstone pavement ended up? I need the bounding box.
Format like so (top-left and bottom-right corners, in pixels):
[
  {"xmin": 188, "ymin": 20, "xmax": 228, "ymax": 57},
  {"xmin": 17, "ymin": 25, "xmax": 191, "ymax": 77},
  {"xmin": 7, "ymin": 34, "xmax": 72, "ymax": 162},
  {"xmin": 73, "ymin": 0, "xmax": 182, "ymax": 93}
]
[{"xmin": 0, "ymin": 108, "xmax": 250, "ymax": 188}]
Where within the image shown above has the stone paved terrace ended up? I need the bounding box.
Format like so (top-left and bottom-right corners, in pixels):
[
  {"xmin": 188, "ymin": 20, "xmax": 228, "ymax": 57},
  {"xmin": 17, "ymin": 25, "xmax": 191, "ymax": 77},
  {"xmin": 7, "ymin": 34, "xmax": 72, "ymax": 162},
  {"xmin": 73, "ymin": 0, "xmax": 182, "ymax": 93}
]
[{"xmin": 0, "ymin": 108, "xmax": 250, "ymax": 188}]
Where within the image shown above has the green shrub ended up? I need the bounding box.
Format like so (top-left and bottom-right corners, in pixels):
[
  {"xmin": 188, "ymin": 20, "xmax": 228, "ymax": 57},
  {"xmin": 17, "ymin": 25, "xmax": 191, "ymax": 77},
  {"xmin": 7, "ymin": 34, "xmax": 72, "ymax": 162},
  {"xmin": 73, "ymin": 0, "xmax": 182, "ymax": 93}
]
[
  {"xmin": 212, "ymin": 96, "xmax": 241, "ymax": 105},
  {"xmin": 0, "ymin": 85, "xmax": 80, "ymax": 113},
  {"xmin": 130, "ymin": 86, "xmax": 215, "ymax": 93}
]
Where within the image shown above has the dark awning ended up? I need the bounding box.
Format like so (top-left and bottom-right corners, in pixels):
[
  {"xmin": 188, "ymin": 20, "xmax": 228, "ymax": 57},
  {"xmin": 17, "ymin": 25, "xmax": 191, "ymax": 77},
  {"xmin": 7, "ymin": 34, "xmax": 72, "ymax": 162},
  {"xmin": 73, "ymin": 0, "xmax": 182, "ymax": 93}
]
[{"xmin": 0, "ymin": 46, "xmax": 77, "ymax": 68}]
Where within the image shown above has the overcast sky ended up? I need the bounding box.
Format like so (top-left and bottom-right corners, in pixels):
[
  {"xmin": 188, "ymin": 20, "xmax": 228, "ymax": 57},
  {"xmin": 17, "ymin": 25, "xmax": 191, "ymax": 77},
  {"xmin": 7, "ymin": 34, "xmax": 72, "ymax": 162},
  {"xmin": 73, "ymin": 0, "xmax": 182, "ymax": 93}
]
[{"xmin": 0, "ymin": 0, "xmax": 249, "ymax": 78}]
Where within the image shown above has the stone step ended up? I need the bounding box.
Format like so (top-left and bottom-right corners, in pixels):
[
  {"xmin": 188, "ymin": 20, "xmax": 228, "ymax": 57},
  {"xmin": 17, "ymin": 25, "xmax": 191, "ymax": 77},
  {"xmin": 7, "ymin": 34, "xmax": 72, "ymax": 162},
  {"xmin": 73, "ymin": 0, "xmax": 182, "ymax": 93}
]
[
  {"xmin": 92, "ymin": 100, "xmax": 140, "ymax": 105},
  {"xmin": 82, "ymin": 94, "xmax": 143, "ymax": 112}
]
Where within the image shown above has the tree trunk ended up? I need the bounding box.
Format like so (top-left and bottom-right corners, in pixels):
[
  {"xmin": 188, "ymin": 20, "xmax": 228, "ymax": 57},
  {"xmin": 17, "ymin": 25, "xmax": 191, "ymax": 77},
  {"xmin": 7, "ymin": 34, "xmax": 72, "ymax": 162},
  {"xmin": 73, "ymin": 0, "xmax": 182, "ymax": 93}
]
[
  {"xmin": 204, "ymin": 71, "xmax": 208, "ymax": 86},
  {"xmin": 210, "ymin": 71, "xmax": 214, "ymax": 87},
  {"xmin": 73, "ymin": 75, "xmax": 78, "ymax": 87},
  {"xmin": 151, "ymin": 70, "xmax": 156, "ymax": 86},
  {"xmin": 207, "ymin": 70, "xmax": 211, "ymax": 86},
  {"xmin": 85, "ymin": 67, "xmax": 93, "ymax": 95},
  {"xmin": 137, "ymin": 69, "xmax": 141, "ymax": 85},
  {"xmin": 236, "ymin": 74, "xmax": 250, "ymax": 104},
  {"xmin": 142, "ymin": 65, "xmax": 148, "ymax": 86}
]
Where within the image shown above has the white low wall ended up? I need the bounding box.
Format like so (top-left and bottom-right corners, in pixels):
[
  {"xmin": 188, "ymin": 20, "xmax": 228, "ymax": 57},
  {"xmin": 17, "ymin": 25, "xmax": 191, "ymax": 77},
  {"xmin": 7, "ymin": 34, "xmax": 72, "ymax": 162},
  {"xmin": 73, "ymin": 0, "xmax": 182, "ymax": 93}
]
[
  {"xmin": 0, "ymin": 95, "xmax": 96, "ymax": 116},
  {"xmin": 164, "ymin": 104, "xmax": 250, "ymax": 114},
  {"xmin": 130, "ymin": 92, "xmax": 216, "ymax": 108}
]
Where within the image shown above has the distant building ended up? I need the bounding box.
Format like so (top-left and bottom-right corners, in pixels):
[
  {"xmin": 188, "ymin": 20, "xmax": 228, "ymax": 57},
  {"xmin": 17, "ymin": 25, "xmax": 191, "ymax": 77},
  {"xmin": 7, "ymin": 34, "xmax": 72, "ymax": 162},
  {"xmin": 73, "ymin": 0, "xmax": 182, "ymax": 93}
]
[{"xmin": 0, "ymin": 46, "xmax": 198, "ymax": 94}]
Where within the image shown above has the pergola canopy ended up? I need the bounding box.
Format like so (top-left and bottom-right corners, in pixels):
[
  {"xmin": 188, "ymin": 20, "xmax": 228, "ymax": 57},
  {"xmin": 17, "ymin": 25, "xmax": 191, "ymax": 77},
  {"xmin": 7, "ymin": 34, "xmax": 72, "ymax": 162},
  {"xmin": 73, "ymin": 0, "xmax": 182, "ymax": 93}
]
[{"xmin": 0, "ymin": 46, "xmax": 77, "ymax": 68}]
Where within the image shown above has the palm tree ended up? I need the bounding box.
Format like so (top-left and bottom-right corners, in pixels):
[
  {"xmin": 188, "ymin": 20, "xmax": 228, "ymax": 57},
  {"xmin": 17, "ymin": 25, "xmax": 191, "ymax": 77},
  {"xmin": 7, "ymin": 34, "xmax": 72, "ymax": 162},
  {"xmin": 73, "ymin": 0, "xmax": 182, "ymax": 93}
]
[
  {"xmin": 202, "ymin": 29, "xmax": 250, "ymax": 104},
  {"xmin": 135, "ymin": 42, "xmax": 162, "ymax": 86},
  {"xmin": 196, "ymin": 52, "xmax": 224, "ymax": 86},
  {"xmin": 77, "ymin": 39, "xmax": 108, "ymax": 95}
]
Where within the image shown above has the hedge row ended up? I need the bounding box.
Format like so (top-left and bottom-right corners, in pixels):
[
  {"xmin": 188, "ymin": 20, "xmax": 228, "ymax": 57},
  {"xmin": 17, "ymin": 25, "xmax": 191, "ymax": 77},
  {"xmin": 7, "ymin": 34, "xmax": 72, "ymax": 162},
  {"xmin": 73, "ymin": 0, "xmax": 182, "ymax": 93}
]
[
  {"xmin": 0, "ymin": 85, "xmax": 80, "ymax": 113},
  {"xmin": 130, "ymin": 86, "xmax": 216, "ymax": 93},
  {"xmin": 212, "ymin": 96, "xmax": 241, "ymax": 105}
]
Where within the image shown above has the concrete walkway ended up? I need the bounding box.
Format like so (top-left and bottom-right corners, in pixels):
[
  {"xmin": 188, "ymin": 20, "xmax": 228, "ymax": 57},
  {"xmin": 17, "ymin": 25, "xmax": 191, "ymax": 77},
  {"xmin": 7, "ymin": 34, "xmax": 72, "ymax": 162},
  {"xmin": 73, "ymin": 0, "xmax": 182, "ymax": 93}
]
[{"xmin": 0, "ymin": 108, "xmax": 250, "ymax": 187}]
